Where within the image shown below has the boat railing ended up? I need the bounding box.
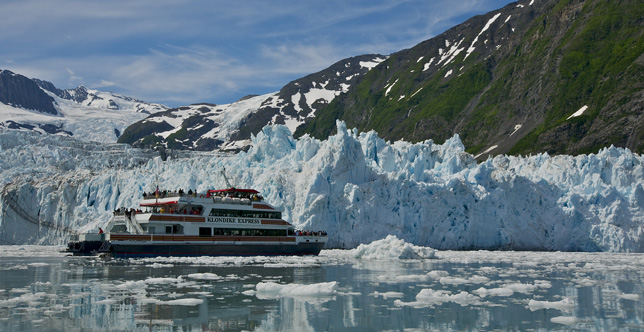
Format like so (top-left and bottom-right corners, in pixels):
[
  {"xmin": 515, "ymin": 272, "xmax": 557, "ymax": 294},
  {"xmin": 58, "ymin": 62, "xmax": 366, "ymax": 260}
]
[
  {"xmin": 110, "ymin": 210, "xmax": 144, "ymax": 234},
  {"xmin": 212, "ymin": 196, "xmax": 252, "ymax": 205},
  {"xmin": 142, "ymin": 192, "xmax": 182, "ymax": 200},
  {"xmin": 127, "ymin": 213, "xmax": 145, "ymax": 234},
  {"xmin": 141, "ymin": 192, "xmax": 259, "ymax": 204},
  {"xmin": 295, "ymin": 230, "xmax": 328, "ymax": 237}
]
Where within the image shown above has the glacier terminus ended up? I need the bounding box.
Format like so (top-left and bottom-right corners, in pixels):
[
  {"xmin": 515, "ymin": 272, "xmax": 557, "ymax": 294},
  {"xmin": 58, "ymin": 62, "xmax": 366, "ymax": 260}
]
[{"xmin": 1, "ymin": 121, "xmax": 643, "ymax": 252}]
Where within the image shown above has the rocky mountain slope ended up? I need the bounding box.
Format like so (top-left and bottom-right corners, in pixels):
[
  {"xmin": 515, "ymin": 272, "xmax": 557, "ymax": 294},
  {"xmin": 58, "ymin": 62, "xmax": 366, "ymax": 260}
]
[
  {"xmin": 0, "ymin": 70, "xmax": 167, "ymax": 142},
  {"xmin": 296, "ymin": 0, "xmax": 644, "ymax": 158},
  {"xmin": 4, "ymin": 0, "xmax": 642, "ymax": 157},
  {"xmin": 117, "ymin": 54, "xmax": 385, "ymax": 151}
]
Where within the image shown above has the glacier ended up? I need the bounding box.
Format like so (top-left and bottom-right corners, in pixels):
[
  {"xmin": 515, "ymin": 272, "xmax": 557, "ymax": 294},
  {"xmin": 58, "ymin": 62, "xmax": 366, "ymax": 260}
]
[{"xmin": 1, "ymin": 121, "xmax": 643, "ymax": 252}]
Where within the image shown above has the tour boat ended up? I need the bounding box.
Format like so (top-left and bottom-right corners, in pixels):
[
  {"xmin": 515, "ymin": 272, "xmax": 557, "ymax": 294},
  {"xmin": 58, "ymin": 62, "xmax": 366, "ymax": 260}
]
[{"xmin": 67, "ymin": 187, "xmax": 327, "ymax": 258}]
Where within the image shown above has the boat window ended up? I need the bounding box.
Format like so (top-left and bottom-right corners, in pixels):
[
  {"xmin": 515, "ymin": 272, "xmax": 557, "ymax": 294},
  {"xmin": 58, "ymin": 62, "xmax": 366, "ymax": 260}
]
[
  {"xmin": 189, "ymin": 206, "xmax": 203, "ymax": 215},
  {"xmin": 199, "ymin": 227, "xmax": 212, "ymax": 237},
  {"xmin": 212, "ymin": 228, "xmax": 287, "ymax": 237},
  {"xmin": 165, "ymin": 225, "xmax": 183, "ymax": 234},
  {"xmin": 110, "ymin": 225, "xmax": 127, "ymax": 233},
  {"xmin": 209, "ymin": 208, "xmax": 282, "ymax": 219},
  {"xmin": 173, "ymin": 225, "xmax": 183, "ymax": 234}
]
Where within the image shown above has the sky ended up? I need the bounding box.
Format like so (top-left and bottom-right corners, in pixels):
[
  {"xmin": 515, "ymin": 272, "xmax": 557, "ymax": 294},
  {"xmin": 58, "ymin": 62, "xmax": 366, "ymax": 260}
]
[{"xmin": 1, "ymin": 0, "xmax": 515, "ymax": 107}]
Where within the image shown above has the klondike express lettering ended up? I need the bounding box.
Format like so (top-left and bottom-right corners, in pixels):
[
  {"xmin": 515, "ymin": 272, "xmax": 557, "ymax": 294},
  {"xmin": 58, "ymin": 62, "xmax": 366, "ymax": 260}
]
[{"xmin": 207, "ymin": 217, "xmax": 260, "ymax": 224}]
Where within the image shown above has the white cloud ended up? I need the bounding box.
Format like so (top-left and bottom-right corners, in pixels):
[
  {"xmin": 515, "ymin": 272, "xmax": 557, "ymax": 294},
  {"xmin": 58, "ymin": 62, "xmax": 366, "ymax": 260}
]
[
  {"xmin": 95, "ymin": 80, "xmax": 116, "ymax": 88},
  {"xmin": 259, "ymin": 42, "xmax": 345, "ymax": 75},
  {"xmin": 0, "ymin": 0, "xmax": 514, "ymax": 106},
  {"xmin": 66, "ymin": 68, "xmax": 83, "ymax": 86}
]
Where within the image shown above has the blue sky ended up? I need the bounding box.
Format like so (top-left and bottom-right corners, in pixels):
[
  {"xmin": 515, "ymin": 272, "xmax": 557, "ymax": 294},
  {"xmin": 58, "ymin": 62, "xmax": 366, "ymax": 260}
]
[{"xmin": 1, "ymin": 0, "xmax": 515, "ymax": 107}]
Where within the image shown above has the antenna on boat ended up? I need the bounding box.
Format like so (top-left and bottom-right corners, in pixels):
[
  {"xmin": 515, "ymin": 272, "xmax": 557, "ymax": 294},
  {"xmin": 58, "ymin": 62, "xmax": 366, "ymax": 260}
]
[
  {"xmin": 154, "ymin": 174, "xmax": 160, "ymax": 204},
  {"xmin": 221, "ymin": 167, "xmax": 232, "ymax": 188}
]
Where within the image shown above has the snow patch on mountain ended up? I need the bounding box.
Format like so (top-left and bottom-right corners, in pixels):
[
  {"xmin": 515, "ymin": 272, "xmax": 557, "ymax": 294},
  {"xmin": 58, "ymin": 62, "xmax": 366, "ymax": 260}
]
[
  {"xmin": 303, "ymin": 88, "xmax": 338, "ymax": 108},
  {"xmin": 1, "ymin": 96, "xmax": 166, "ymax": 144},
  {"xmin": 120, "ymin": 54, "xmax": 386, "ymax": 152},
  {"xmin": 359, "ymin": 57, "xmax": 387, "ymax": 69},
  {"xmin": 385, "ymin": 79, "xmax": 399, "ymax": 96},
  {"xmin": 438, "ymin": 39, "xmax": 465, "ymax": 67},
  {"xmin": 1, "ymin": 83, "xmax": 167, "ymax": 143},
  {"xmin": 423, "ymin": 58, "xmax": 435, "ymax": 71},
  {"xmin": 567, "ymin": 105, "xmax": 589, "ymax": 120},
  {"xmin": 465, "ymin": 13, "xmax": 502, "ymax": 60}
]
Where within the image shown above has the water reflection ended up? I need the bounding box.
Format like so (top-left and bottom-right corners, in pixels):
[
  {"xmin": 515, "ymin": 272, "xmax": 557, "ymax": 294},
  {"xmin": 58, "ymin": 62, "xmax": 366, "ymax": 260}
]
[{"xmin": 0, "ymin": 250, "xmax": 643, "ymax": 331}]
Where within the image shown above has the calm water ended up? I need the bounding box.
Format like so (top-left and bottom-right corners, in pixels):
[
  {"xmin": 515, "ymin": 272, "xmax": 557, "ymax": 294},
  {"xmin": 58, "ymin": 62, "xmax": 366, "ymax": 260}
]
[{"xmin": 1, "ymin": 246, "xmax": 643, "ymax": 331}]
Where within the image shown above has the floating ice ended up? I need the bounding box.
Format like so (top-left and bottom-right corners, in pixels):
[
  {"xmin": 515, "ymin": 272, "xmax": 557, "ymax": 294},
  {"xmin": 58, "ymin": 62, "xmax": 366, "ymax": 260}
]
[
  {"xmin": 27, "ymin": 262, "xmax": 49, "ymax": 267},
  {"xmin": 618, "ymin": 293, "xmax": 640, "ymax": 301},
  {"xmin": 504, "ymin": 283, "xmax": 540, "ymax": 294},
  {"xmin": 550, "ymin": 316, "xmax": 578, "ymax": 325},
  {"xmin": 370, "ymin": 291, "xmax": 404, "ymax": 299},
  {"xmin": 528, "ymin": 298, "xmax": 575, "ymax": 312},
  {"xmin": 0, "ymin": 292, "xmax": 47, "ymax": 307},
  {"xmin": 254, "ymin": 281, "xmax": 338, "ymax": 299},
  {"xmin": 473, "ymin": 286, "xmax": 514, "ymax": 298},
  {"xmin": 0, "ymin": 246, "xmax": 67, "ymax": 257},
  {"xmin": 116, "ymin": 280, "xmax": 146, "ymax": 290},
  {"xmin": 352, "ymin": 235, "xmax": 436, "ymax": 260},
  {"xmin": 439, "ymin": 275, "xmax": 489, "ymax": 285},
  {"xmin": 139, "ymin": 297, "xmax": 204, "ymax": 306},
  {"xmin": 394, "ymin": 289, "xmax": 481, "ymax": 307},
  {"xmin": 186, "ymin": 273, "xmax": 222, "ymax": 280},
  {"xmin": 160, "ymin": 298, "xmax": 204, "ymax": 306},
  {"xmin": 145, "ymin": 277, "xmax": 183, "ymax": 284}
]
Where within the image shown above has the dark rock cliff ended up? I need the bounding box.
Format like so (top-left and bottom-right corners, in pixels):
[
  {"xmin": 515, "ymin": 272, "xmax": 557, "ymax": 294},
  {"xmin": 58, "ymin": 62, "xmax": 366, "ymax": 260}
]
[{"xmin": 0, "ymin": 70, "xmax": 59, "ymax": 116}]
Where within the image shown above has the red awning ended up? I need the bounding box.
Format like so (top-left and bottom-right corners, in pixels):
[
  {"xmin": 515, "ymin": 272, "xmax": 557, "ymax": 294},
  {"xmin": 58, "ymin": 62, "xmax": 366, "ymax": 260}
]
[
  {"xmin": 208, "ymin": 188, "xmax": 260, "ymax": 194},
  {"xmin": 140, "ymin": 200, "xmax": 178, "ymax": 207}
]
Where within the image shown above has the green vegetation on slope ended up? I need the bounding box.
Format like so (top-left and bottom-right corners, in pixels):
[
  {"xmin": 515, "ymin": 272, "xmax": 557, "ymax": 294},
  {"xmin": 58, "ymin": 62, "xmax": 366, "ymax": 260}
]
[
  {"xmin": 510, "ymin": 0, "xmax": 644, "ymax": 155},
  {"xmin": 297, "ymin": 0, "xmax": 644, "ymax": 156}
]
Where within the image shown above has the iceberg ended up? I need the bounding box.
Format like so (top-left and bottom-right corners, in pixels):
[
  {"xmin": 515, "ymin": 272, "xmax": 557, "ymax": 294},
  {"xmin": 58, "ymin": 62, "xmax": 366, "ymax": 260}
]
[
  {"xmin": 352, "ymin": 235, "xmax": 436, "ymax": 259},
  {"xmin": 1, "ymin": 120, "xmax": 643, "ymax": 252}
]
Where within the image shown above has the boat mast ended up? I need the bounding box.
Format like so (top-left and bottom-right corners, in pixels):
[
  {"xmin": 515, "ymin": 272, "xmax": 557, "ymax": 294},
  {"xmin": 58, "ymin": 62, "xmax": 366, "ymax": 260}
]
[
  {"xmin": 220, "ymin": 167, "xmax": 233, "ymax": 188},
  {"xmin": 155, "ymin": 174, "xmax": 159, "ymax": 204}
]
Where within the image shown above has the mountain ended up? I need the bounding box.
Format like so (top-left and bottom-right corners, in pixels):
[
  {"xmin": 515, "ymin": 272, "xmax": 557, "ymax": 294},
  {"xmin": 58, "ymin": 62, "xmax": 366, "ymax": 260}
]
[
  {"xmin": 0, "ymin": 69, "xmax": 60, "ymax": 117},
  {"xmin": 35, "ymin": 80, "xmax": 160, "ymax": 113},
  {"xmin": 296, "ymin": 0, "xmax": 644, "ymax": 158},
  {"xmin": 0, "ymin": 70, "xmax": 168, "ymax": 142},
  {"xmin": 4, "ymin": 0, "xmax": 642, "ymax": 157},
  {"xmin": 116, "ymin": 54, "xmax": 386, "ymax": 152}
]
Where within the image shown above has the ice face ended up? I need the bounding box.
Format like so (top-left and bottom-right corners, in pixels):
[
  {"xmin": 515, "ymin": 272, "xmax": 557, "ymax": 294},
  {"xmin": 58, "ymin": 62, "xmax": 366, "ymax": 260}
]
[{"xmin": 1, "ymin": 121, "xmax": 643, "ymax": 252}]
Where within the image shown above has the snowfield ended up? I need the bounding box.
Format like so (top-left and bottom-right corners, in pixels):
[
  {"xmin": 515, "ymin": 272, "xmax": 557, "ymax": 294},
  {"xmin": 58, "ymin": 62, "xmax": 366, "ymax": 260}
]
[
  {"xmin": 0, "ymin": 87, "xmax": 167, "ymax": 144},
  {"xmin": 1, "ymin": 121, "xmax": 643, "ymax": 252}
]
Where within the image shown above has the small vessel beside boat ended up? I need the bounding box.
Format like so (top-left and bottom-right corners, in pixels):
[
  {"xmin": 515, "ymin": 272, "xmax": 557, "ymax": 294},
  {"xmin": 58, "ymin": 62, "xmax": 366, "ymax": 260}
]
[{"xmin": 66, "ymin": 186, "xmax": 327, "ymax": 258}]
